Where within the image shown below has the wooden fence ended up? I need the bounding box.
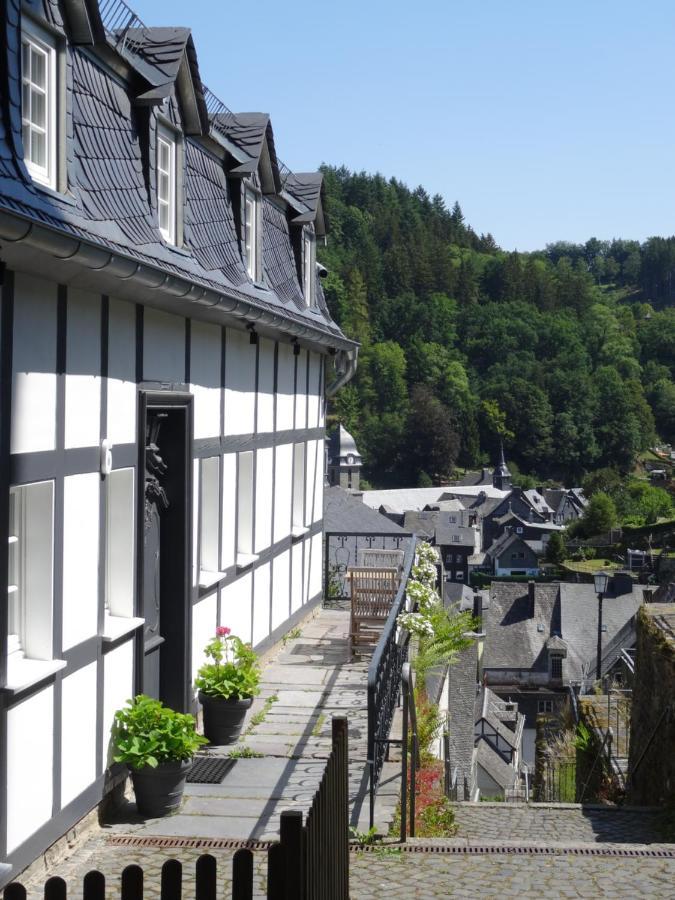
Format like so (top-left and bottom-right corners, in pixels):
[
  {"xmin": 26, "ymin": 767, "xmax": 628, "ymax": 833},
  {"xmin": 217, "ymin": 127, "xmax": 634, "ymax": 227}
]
[{"xmin": 4, "ymin": 718, "xmax": 349, "ymax": 900}]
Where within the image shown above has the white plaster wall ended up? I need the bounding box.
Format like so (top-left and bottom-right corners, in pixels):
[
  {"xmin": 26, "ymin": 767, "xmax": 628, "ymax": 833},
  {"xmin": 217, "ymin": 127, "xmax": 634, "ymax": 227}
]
[
  {"xmin": 254, "ymin": 447, "xmax": 273, "ymax": 554},
  {"xmin": 257, "ymin": 338, "xmax": 274, "ymax": 433},
  {"xmin": 107, "ymin": 298, "xmax": 136, "ymax": 446},
  {"xmin": 307, "ymin": 353, "xmax": 322, "ymax": 428},
  {"xmin": 61, "ymin": 661, "xmax": 97, "ymax": 806},
  {"xmin": 11, "ymin": 273, "xmax": 57, "ymax": 454},
  {"xmin": 6, "ymin": 685, "xmax": 53, "ymax": 852},
  {"xmin": 143, "ymin": 308, "xmax": 185, "ymax": 383},
  {"xmin": 309, "ymin": 532, "xmax": 322, "ymax": 602},
  {"xmin": 191, "ymin": 591, "xmax": 218, "ymax": 687},
  {"xmin": 276, "ymin": 343, "xmax": 294, "ymax": 431},
  {"xmin": 224, "ymin": 328, "xmax": 255, "ymax": 435},
  {"xmin": 302, "ymin": 536, "xmax": 312, "ymax": 606},
  {"xmin": 291, "ymin": 541, "xmax": 303, "ymax": 614},
  {"xmin": 221, "ymin": 453, "xmax": 236, "ymax": 569},
  {"xmin": 273, "ymin": 444, "xmax": 292, "ymax": 543},
  {"xmin": 252, "ymin": 563, "xmax": 271, "ymax": 646},
  {"xmin": 62, "ymin": 473, "xmax": 99, "ymax": 651},
  {"xmin": 272, "ymin": 549, "xmax": 291, "ymax": 631},
  {"xmin": 220, "ymin": 573, "xmax": 252, "ymax": 644},
  {"xmin": 65, "ymin": 289, "xmax": 101, "ymax": 449},
  {"xmin": 102, "ymin": 639, "xmax": 134, "ymax": 767},
  {"xmin": 191, "ymin": 321, "xmax": 221, "ymax": 439},
  {"xmin": 294, "ymin": 350, "xmax": 307, "ymax": 429}
]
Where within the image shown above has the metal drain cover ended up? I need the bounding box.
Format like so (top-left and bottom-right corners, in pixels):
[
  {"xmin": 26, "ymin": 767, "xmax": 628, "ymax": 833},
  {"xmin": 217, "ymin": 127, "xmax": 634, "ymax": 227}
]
[{"xmin": 186, "ymin": 757, "xmax": 235, "ymax": 784}]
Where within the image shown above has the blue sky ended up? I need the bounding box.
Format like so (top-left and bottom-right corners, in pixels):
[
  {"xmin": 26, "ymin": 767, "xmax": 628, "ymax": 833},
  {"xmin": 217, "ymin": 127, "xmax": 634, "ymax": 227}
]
[{"xmin": 132, "ymin": 0, "xmax": 675, "ymax": 251}]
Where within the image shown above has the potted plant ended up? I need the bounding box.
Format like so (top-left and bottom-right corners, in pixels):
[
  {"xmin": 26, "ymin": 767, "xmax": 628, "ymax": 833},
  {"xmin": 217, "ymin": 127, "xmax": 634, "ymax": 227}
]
[
  {"xmin": 112, "ymin": 694, "xmax": 207, "ymax": 817},
  {"xmin": 195, "ymin": 626, "xmax": 261, "ymax": 744}
]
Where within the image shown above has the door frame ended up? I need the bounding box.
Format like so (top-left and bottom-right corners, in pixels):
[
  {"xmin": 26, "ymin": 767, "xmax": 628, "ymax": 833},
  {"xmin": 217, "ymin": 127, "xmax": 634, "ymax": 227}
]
[{"xmin": 136, "ymin": 390, "xmax": 194, "ymax": 713}]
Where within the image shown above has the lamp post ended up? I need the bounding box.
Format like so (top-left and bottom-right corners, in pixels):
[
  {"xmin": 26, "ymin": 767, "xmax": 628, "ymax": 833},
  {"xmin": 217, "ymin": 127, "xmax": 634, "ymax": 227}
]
[{"xmin": 593, "ymin": 570, "xmax": 610, "ymax": 681}]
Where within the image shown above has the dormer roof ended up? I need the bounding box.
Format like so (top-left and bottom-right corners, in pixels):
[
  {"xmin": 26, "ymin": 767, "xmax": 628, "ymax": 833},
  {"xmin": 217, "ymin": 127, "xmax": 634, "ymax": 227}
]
[
  {"xmin": 285, "ymin": 173, "xmax": 326, "ymax": 237},
  {"xmin": 211, "ymin": 112, "xmax": 282, "ymax": 193}
]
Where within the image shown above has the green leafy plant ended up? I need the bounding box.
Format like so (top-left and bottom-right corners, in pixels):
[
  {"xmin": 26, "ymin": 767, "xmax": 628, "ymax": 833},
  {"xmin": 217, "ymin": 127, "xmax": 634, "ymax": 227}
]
[
  {"xmin": 573, "ymin": 721, "xmax": 593, "ymax": 752},
  {"xmin": 228, "ymin": 746, "xmax": 265, "ymax": 759},
  {"xmin": 112, "ymin": 695, "xmax": 207, "ymax": 770},
  {"xmin": 245, "ymin": 694, "xmax": 278, "ymax": 733},
  {"xmin": 195, "ymin": 627, "xmax": 261, "ymax": 700},
  {"xmin": 349, "ymin": 825, "xmax": 380, "ymax": 846}
]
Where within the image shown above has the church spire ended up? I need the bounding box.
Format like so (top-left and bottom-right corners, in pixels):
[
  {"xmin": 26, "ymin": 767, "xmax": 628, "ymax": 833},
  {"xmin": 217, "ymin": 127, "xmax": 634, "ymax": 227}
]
[{"xmin": 493, "ymin": 441, "xmax": 512, "ymax": 491}]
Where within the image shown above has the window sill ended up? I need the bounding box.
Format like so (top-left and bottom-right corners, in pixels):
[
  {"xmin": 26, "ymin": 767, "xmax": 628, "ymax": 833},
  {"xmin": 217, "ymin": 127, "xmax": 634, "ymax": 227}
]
[
  {"xmin": 3, "ymin": 656, "xmax": 67, "ymax": 693},
  {"xmin": 236, "ymin": 553, "xmax": 259, "ymax": 570},
  {"xmin": 102, "ymin": 615, "xmax": 145, "ymax": 643},
  {"xmin": 32, "ymin": 181, "xmax": 78, "ymax": 207},
  {"xmin": 199, "ymin": 570, "xmax": 227, "ymax": 590},
  {"xmin": 291, "ymin": 526, "xmax": 309, "ymax": 540}
]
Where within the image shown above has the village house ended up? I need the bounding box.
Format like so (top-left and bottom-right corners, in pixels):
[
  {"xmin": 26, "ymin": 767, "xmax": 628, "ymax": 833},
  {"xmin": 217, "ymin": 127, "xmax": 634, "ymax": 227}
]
[{"xmin": 0, "ymin": 0, "xmax": 357, "ymax": 880}]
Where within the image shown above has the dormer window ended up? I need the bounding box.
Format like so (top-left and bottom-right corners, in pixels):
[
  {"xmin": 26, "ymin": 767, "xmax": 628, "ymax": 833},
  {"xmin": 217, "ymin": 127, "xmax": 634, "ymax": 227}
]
[
  {"xmin": 21, "ymin": 22, "xmax": 57, "ymax": 189},
  {"xmin": 302, "ymin": 227, "xmax": 315, "ymax": 305},
  {"xmin": 157, "ymin": 125, "xmax": 177, "ymax": 244},
  {"xmin": 244, "ymin": 187, "xmax": 261, "ymax": 281}
]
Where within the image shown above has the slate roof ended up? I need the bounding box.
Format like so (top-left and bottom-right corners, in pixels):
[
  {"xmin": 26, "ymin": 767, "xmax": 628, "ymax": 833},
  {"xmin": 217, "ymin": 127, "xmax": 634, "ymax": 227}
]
[
  {"xmin": 435, "ymin": 523, "xmax": 478, "ymax": 548},
  {"xmin": 0, "ymin": 0, "xmax": 352, "ymax": 351},
  {"xmin": 443, "ymin": 582, "xmax": 475, "ymax": 611},
  {"xmin": 475, "ymin": 741, "xmax": 518, "ymax": 791},
  {"xmin": 524, "ymin": 489, "xmax": 554, "ymax": 517},
  {"xmin": 492, "ymin": 510, "xmax": 563, "ymax": 531},
  {"xmin": 486, "ymin": 531, "xmax": 536, "ymax": 563},
  {"xmin": 483, "ymin": 583, "xmax": 560, "ymax": 670},
  {"xmin": 323, "ymin": 487, "xmax": 410, "ymax": 535},
  {"xmin": 361, "ymin": 488, "xmax": 451, "ymax": 514},
  {"xmin": 445, "ymin": 642, "xmax": 479, "ymax": 799}
]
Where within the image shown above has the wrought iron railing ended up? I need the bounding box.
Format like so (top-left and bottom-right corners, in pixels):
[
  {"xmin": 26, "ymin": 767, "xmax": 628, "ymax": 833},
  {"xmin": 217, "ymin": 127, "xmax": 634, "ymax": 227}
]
[
  {"xmin": 366, "ymin": 536, "xmax": 417, "ymax": 827},
  {"xmin": 202, "ymin": 86, "xmax": 236, "ymax": 131},
  {"xmin": 99, "ymin": 0, "xmax": 145, "ymax": 52},
  {"xmin": 399, "ymin": 662, "xmax": 419, "ymax": 841},
  {"xmin": 323, "ymin": 531, "xmax": 412, "ymax": 608}
]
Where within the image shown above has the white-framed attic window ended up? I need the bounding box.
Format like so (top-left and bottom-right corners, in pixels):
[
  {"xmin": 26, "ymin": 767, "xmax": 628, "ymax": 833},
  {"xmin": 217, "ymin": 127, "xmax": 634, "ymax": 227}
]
[
  {"xmin": 103, "ymin": 467, "xmax": 144, "ymax": 642},
  {"xmin": 244, "ymin": 187, "xmax": 261, "ymax": 281},
  {"xmin": 302, "ymin": 227, "xmax": 315, "ymax": 306},
  {"xmin": 6, "ymin": 481, "xmax": 65, "ymax": 691},
  {"xmin": 157, "ymin": 124, "xmax": 177, "ymax": 244},
  {"xmin": 21, "ymin": 22, "xmax": 57, "ymax": 189}
]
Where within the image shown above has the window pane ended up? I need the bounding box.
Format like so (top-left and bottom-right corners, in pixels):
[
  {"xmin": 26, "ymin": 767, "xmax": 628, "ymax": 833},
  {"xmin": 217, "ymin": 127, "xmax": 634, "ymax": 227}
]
[
  {"xmin": 22, "ymin": 81, "xmax": 30, "ymax": 113},
  {"xmin": 22, "ymin": 41, "xmax": 29, "ymax": 76},
  {"xmin": 22, "ymin": 122, "xmax": 30, "ymax": 153},
  {"xmin": 31, "ymin": 48, "xmax": 46, "ymax": 88},
  {"xmin": 159, "ymin": 140, "xmax": 169, "ymax": 173},
  {"xmin": 32, "ymin": 88, "xmax": 45, "ymax": 129},
  {"xmin": 159, "ymin": 201, "xmax": 168, "ymax": 230},
  {"xmin": 32, "ymin": 129, "xmax": 46, "ymax": 168},
  {"xmin": 158, "ymin": 171, "xmax": 169, "ymax": 201}
]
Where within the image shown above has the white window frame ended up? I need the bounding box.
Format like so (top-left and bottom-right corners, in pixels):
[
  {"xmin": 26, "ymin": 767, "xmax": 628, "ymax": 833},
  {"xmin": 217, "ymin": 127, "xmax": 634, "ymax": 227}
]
[
  {"xmin": 102, "ymin": 467, "xmax": 144, "ymax": 642},
  {"xmin": 21, "ymin": 22, "xmax": 57, "ymax": 189},
  {"xmin": 199, "ymin": 456, "xmax": 226, "ymax": 587},
  {"xmin": 291, "ymin": 442, "xmax": 307, "ymax": 536},
  {"xmin": 236, "ymin": 451, "xmax": 257, "ymax": 567},
  {"xmin": 244, "ymin": 187, "xmax": 261, "ymax": 281},
  {"xmin": 6, "ymin": 481, "xmax": 65, "ymax": 691},
  {"xmin": 157, "ymin": 124, "xmax": 177, "ymax": 244},
  {"xmin": 302, "ymin": 227, "xmax": 315, "ymax": 306},
  {"xmin": 538, "ymin": 700, "xmax": 553, "ymax": 714}
]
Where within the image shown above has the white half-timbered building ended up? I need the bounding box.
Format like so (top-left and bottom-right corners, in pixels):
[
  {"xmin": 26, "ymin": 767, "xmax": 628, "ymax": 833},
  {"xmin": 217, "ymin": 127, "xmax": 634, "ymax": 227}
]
[{"xmin": 0, "ymin": 0, "xmax": 357, "ymax": 880}]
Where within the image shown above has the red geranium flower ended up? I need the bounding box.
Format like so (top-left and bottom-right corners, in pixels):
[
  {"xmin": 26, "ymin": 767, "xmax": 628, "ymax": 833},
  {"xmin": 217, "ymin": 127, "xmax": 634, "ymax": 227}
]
[{"xmin": 216, "ymin": 626, "xmax": 231, "ymax": 637}]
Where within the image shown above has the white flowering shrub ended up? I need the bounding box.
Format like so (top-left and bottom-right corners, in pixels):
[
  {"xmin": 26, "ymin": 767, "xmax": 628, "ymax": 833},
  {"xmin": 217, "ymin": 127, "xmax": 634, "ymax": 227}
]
[
  {"xmin": 397, "ymin": 611, "xmax": 434, "ymax": 638},
  {"xmin": 415, "ymin": 541, "xmax": 440, "ymax": 565},
  {"xmin": 406, "ymin": 578, "xmax": 441, "ymax": 612}
]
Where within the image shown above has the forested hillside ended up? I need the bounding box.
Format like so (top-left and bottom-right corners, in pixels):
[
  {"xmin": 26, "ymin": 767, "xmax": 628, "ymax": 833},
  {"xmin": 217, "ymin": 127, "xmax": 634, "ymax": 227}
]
[{"xmin": 318, "ymin": 166, "xmax": 675, "ymax": 488}]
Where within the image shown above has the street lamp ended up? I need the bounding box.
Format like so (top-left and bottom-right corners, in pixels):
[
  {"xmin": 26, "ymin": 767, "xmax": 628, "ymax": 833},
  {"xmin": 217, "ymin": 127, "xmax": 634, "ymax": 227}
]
[{"xmin": 593, "ymin": 570, "xmax": 610, "ymax": 681}]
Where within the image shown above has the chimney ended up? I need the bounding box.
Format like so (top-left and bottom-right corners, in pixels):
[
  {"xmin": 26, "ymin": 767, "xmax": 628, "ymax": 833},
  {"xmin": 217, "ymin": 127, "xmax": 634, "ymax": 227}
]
[
  {"xmin": 472, "ymin": 592, "xmax": 482, "ymax": 629},
  {"xmin": 528, "ymin": 580, "xmax": 536, "ymax": 617}
]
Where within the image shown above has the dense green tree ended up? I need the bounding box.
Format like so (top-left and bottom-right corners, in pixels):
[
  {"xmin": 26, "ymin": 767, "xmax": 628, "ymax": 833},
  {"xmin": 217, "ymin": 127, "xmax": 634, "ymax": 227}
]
[
  {"xmin": 546, "ymin": 531, "xmax": 567, "ymax": 565},
  {"xmin": 580, "ymin": 492, "xmax": 618, "ymax": 537}
]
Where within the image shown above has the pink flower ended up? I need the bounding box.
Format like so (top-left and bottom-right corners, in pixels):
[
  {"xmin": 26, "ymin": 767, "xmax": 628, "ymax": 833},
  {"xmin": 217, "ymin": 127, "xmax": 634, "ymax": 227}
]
[{"xmin": 216, "ymin": 626, "xmax": 231, "ymax": 637}]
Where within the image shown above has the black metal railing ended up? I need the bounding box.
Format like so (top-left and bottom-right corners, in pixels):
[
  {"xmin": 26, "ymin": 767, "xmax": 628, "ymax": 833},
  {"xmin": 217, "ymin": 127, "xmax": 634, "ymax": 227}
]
[
  {"xmin": 366, "ymin": 537, "xmax": 417, "ymax": 827},
  {"xmin": 4, "ymin": 718, "xmax": 349, "ymax": 900},
  {"xmin": 399, "ymin": 662, "xmax": 419, "ymax": 841},
  {"xmin": 536, "ymin": 757, "xmax": 577, "ymax": 802},
  {"xmin": 99, "ymin": 0, "xmax": 145, "ymax": 51}
]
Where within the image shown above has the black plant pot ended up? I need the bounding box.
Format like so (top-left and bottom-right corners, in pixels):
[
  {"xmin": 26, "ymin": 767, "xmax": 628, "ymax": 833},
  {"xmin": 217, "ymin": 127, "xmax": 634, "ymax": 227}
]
[
  {"xmin": 130, "ymin": 758, "xmax": 192, "ymax": 817},
  {"xmin": 198, "ymin": 692, "xmax": 253, "ymax": 744}
]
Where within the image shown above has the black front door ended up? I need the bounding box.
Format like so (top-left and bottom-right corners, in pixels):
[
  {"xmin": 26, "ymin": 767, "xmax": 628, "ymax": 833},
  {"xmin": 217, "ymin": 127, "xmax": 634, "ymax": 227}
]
[
  {"xmin": 138, "ymin": 394, "xmax": 193, "ymax": 712},
  {"xmin": 143, "ymin": 412, "xmax": 169, "ymax": 699}
]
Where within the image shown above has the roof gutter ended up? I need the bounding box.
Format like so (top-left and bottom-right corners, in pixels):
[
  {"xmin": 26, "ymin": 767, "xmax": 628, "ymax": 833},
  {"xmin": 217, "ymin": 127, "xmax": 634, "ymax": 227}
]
[
  {"xmin": 0, "ymin": 207, "xmax": 358, "ymax": 354},
  {"xmin": 325, "ymin": 347, "xmax": 359, "ymax": 398}
]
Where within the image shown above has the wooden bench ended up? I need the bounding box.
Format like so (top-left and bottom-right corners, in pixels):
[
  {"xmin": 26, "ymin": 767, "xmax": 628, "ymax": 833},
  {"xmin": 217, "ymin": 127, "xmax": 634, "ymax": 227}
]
[
  {"xmin": 347, "ymin": 566, "xmax": 399, "ymax": 657},
  {"xmin": 357, "ymin": 547, "xmax": 405, "ymax": 575}
]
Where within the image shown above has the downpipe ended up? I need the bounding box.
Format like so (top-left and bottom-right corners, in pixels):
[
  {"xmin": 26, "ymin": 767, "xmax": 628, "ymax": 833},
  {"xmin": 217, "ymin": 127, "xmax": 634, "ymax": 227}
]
[{"xmin": 325, "ymin": 347, "xmax": 359, "ymax": 397}]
